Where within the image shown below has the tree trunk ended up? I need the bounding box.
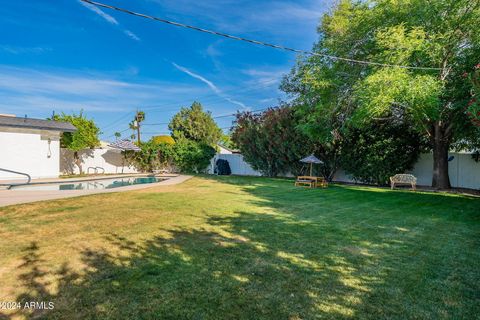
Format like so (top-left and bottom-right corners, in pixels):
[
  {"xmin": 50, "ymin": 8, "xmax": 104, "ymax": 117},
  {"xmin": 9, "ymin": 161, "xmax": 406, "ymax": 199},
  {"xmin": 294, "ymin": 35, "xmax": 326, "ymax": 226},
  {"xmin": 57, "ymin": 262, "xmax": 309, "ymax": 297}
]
[
  {"xmin": 431, "ymin": 122, "xmax": 451, "ymax": 189},
  {"xmin": 74, "ymin": 151, "xmax": 83, "ymax": 175}
]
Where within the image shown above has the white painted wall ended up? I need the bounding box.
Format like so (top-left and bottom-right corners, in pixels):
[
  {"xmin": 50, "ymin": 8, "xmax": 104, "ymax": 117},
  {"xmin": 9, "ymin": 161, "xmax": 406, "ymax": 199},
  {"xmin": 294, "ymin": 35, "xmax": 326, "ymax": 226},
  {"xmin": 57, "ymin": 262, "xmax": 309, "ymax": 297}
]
[
  {"xmin": 209, "ymin": 152, "xmax": 480, "ymax": 190},
  {"xmin": 411, "ymin": 153, "xmax": 480, "ymax": 189},
  {"xmin": 0, "ymin": 128, "xmax": 61, "ymax": 180},
  {"xmin": 208, "ymin": 154, "xmax": 261, "ymax": 176},
  {"xmin": 60, "ymin": 148, "xmax": 139, "ymax": 175},
  {"xmin": 217, "ymin": 145, "xmax": 233, "ymax": 154}
]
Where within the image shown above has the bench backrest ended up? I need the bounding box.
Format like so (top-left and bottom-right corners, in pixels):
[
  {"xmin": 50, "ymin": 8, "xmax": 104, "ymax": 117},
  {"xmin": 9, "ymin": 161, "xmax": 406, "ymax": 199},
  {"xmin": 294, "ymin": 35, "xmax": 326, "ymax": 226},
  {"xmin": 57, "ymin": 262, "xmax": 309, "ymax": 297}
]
[
  {"xmin": 390, "ymin": 174, "xmax": 417, "ymax": 183},
  {"xmin": 297, "ymin": 176, "xmax": 316, "ymax": 180}
]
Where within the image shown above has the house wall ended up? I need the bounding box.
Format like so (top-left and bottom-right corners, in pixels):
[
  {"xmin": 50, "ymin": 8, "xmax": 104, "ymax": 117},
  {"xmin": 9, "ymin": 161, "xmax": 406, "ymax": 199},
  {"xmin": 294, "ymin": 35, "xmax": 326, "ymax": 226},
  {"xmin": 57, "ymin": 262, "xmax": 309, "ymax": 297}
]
[
  {"xmin": 209, "ymin": 152, "xmax": 480, "ymax": 190},
  {"xmin": 60, "ymin": 148, "xmax": 139, "ymax": 175},
  {"xmin": 0, "ymin": 128, "xmax": 61, "ymax": 180}
]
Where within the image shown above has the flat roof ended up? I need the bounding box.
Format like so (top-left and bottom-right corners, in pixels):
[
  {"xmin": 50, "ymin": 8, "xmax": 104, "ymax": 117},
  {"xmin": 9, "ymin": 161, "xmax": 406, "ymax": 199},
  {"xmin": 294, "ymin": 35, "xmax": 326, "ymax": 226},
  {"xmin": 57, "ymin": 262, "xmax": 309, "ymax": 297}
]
[{"xmin": 0, "ymin": 115, "xmax": 76, "ymax": 132}]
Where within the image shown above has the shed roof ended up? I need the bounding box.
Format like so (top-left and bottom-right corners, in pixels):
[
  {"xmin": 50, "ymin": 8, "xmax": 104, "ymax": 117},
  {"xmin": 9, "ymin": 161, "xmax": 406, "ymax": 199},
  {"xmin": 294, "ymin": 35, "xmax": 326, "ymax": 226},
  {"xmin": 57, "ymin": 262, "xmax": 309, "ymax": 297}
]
[{"xmin": 0, "ymin": 115, "xmax": 76, "ymax": 132}]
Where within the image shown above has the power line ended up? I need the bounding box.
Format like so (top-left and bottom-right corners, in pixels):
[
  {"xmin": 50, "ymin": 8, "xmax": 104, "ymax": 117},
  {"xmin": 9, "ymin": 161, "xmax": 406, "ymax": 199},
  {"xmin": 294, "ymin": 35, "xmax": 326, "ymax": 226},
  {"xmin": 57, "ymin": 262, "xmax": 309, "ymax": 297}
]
[
  {"xmin": 141, "ymin": 77, "xmax": 281, "ymax": 113},
  {"xmin": 81, "ymin": 0, "xmax": 441, "ymax": 71},
  {"xmin": 101, "ymin": 78, "xmax": 282, "ymax": 134},
  {"xmin": 102, "ymin": 111, "xmax": 135, "ymax": 131},
  {"xmin": 142, "ymin": 107, "xmax": 270, "ymax": 126},
  {"xmin": 104, "ymin": 127, "xmax": 131, "ymax": 138},
  {"xmin": 139, "ymin": 108, "xmax": 274, "ymax": 136}
]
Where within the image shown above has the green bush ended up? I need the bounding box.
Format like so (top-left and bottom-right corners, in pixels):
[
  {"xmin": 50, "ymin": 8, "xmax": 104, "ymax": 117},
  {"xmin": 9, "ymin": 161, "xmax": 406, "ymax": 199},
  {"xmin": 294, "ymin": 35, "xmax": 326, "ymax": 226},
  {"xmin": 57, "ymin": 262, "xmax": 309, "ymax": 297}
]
[
  {"xmin": 232, "ymin": 107, "xmax": 316, "ymax": 177},
  {"xmin": 133, "ymin": 140, "xmax": 162, "ymax": 172},
  {"xmin": 340, "ymin": 122, "xmax": 423, "ymax": 185},
  {"xmin": 173, "ymin": 138, "xmax": 216, "ymax": 173}
]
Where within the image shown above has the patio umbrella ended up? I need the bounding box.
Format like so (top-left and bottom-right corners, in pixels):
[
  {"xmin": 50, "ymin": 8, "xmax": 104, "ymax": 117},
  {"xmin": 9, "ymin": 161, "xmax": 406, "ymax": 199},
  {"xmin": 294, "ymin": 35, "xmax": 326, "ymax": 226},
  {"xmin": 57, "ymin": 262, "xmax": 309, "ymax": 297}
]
[
  {"xmin": 300, "ymin": 154, "xmax": 323, "ymax": 176},
  {"xmin": 108, "ymin": 139, "xmax": 141, "ymax": 173}
]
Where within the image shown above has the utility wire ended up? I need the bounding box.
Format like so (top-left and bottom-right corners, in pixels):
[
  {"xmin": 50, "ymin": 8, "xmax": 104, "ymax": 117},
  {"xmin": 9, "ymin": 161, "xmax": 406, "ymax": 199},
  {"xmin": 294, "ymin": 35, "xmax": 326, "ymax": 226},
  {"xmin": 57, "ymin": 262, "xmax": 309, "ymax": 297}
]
[
  {"xmin": 139, "ymin": 108, "xmax": 274, "ymax": 136},
  {"xmin": 142, "ymin": 107, "xmax": 271, "ymax": 126},
  {"xmin": 142, "ymin": 77, "xmax": 280, "ymax": 113},
  {"xmin": 81, "ymin": 0, "xmax": 441, "ymax": 71}
]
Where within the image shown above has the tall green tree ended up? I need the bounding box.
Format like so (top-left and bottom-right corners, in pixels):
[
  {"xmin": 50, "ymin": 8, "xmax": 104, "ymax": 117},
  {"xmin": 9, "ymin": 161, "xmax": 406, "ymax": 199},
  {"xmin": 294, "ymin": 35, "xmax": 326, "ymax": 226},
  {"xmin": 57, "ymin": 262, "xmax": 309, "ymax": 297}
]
[
  {"xmin": 283, "ymin": 0, "xmax": 480, "ymax": 189},
  {"xmin": 52, "ymin": 111, "xmax": 100, "ymax": 174},
  {"xmin": 169, "ymin": 102, "xmax": 222, "ymax": 146}
]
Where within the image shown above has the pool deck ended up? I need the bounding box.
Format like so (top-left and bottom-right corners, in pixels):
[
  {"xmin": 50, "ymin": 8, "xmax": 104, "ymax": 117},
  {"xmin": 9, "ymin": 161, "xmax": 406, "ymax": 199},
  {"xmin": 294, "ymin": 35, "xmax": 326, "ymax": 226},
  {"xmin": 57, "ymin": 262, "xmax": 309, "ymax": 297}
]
[{"xmin": 0, "ymin": 174, "xmax": 192, "ymax": 208}]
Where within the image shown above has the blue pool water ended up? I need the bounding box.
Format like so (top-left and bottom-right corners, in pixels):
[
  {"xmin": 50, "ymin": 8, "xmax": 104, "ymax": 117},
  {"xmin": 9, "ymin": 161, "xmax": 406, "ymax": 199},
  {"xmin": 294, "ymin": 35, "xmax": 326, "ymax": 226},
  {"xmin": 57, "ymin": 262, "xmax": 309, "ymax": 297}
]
[{"xmin": 13, "ymin": 176, "xmax": 165, "ymax": 191}]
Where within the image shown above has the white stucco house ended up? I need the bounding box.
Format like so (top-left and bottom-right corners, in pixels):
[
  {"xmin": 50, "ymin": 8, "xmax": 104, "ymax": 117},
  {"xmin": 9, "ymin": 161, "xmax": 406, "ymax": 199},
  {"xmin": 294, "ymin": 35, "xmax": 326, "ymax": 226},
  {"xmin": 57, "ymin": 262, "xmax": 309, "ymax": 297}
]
[{"xmin": 0, "ymin": 114, "xmax": 76, "ymax": 180}]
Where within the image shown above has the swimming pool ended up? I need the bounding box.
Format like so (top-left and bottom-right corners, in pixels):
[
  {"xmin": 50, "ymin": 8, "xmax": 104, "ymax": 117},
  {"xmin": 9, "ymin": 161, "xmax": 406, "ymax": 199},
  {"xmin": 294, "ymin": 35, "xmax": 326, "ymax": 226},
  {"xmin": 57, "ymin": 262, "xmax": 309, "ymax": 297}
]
[{"xmin": 11, "ymin": 176, "xmax": 165, "ymax": 191}]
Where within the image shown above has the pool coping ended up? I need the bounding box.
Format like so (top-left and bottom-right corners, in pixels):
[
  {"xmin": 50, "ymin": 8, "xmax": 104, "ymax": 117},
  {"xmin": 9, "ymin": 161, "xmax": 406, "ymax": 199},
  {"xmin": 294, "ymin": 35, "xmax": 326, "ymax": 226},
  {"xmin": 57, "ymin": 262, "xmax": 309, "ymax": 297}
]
[
  {"xmin": 7, "ymin": 173, "xmax": 173, "ymax": 189},
  {"xmin": 0, "ymin": 175, "xmax": 192, "ymax": 208}
]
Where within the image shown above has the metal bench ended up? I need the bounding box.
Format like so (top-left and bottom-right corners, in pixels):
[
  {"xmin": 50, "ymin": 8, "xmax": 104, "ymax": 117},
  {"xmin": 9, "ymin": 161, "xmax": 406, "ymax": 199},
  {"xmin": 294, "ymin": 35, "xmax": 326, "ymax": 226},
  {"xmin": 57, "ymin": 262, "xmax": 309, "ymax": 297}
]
[{"xmin": 390, "ymin": 174, "xmax": 417, "ymax": 190}]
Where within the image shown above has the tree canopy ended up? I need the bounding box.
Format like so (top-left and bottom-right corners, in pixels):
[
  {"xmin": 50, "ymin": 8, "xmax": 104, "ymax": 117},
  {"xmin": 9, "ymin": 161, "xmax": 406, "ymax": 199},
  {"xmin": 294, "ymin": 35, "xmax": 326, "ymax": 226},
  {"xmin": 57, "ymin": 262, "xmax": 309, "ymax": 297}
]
[
  {"xmin": 52, "ymin": 111, "xmax": 100, "ymax": 173},
  {"xmin": 53, "ymin": 111, "xmax": 100, "ymax": 152},
  {"xmin": 168, "ymin": 102, "xmax": 222, "ymax": 146},
  {"xmin": 282, "ymin": 0, "xmax": 480, "ymax": 188}
]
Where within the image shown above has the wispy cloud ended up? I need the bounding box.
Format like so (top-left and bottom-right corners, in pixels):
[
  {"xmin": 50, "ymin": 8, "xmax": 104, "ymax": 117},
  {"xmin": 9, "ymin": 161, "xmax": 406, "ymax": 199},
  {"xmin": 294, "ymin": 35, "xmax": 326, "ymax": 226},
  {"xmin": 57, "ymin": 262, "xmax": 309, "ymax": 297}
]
[
  {"xmin": 124, "ymin": 30, "xmax": 141, "ymax": 41},
  {"xmin": 172, "ymin": 62, "xmax": 247, "ymax": 109},
  {"xmin": 78, "ymin": 0, "xmax": 140, "ymax": 41},
  {"xmin": 242, "ymin": 68, "xmax": 287, "ymax": 86},
  {"xmin": 0, "ymin": 65, "xmax": 204, "ymax": 115},
  {"xmin": 150, "ymin": 0, "xmax": 328, "ymax": 44},
  {"xmin": 78, "ymin": 0, "xmax": 118, "ymax": 25},
  {"xmin": 0, "ymin": 45, "xmax": 52, "ymax": 55}
]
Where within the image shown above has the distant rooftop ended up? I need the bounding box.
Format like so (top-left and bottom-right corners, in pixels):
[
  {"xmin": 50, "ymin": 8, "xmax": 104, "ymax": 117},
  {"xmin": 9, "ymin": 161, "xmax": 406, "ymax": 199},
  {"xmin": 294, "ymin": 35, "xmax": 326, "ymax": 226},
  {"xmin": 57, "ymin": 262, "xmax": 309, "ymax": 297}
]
[{"xmin": 0, "ymin": 115, "xmax": 76, "ymax": 132}]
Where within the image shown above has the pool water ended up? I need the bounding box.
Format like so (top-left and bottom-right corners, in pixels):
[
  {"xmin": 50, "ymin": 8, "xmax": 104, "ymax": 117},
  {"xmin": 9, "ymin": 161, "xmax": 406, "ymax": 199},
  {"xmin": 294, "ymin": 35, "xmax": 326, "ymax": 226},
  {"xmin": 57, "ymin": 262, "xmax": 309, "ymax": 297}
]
[{"xmin": 13, "ymin": 177, "xmax": 164, "ymax": 191}]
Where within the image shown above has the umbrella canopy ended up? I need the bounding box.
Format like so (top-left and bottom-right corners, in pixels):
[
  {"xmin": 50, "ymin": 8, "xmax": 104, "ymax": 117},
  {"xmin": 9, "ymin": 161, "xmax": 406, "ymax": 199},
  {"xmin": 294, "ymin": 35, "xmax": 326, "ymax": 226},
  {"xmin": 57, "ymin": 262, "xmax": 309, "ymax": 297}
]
[
  {"xmin": 108, "ymin": 139, "xmax": 141, "ymax": 151},
  {"xmin": 300, "ymin": 154, "xmax": 323, "ymax": 164},
  {"xmin": 300, "ymin": 154, "xmax": 323, "ymax": 176}
]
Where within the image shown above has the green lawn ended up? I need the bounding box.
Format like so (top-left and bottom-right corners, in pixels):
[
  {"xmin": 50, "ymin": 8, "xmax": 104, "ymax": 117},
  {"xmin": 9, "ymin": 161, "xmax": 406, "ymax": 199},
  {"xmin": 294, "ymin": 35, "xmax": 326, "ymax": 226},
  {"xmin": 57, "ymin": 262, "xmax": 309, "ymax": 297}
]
[{"xmin": 0, "ymin": 176, "xmax": 479, "ymax": 319}]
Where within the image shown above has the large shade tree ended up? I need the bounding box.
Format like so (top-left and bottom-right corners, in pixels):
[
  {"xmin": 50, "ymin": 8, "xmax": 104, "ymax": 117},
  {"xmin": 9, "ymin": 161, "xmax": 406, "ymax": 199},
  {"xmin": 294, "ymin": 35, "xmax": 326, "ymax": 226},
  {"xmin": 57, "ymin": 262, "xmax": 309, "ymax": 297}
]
[{"xmin": 282, "ymin": 0, "xmax": 480, "ymax": 189}]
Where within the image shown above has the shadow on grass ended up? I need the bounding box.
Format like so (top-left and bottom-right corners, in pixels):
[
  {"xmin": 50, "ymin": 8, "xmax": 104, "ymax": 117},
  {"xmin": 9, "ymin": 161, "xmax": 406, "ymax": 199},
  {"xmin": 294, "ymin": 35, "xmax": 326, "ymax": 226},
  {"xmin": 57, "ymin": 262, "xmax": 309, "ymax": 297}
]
[{"xmin": 2, "ymin": 176, "xmax": 479, "ymax": 319}]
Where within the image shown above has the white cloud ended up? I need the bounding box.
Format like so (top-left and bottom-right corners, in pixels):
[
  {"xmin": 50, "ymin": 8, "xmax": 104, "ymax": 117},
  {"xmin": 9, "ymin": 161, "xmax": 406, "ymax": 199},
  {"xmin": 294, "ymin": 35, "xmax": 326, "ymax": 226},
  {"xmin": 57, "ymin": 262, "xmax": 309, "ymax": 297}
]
[
  {"xmin": 0, "ymin": 45, "xmax": 51, "ymax": 55},
  {"xmin": 124, "ymin": 30, "xmax": 141, "ymax": 41},
  {"xmin": 78, "ymin": 0, "xmax": 141, "ymax": 41},
  {"xmin": 242, "ymin": 68, "xmax": 287, "ymax": 86},
  {"xmin": 172, "ymin": 62, "xmax": 247, "ymax": 109},
  {"xmin": 149, "ymin": 0, "xmax": 328, "ymax": 43},
  {"xmin": 78, "ymin": 0, "xmax": 118, "ymax": 25},
  {"xmin": 0, "ymin": 65, "xmax": 205, "ymax": 115},
  {"xmin": 206, "ymin": 42, "xmax": 223, "ymax": 57}
]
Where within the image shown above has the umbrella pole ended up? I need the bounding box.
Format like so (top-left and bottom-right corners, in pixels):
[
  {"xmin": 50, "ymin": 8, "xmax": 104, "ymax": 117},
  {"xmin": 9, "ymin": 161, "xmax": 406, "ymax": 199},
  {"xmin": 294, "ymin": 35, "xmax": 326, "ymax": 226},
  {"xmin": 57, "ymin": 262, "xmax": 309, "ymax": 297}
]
[{"xmin": 310, "ymin": 163, "xmax": 313, "ymax": 176}]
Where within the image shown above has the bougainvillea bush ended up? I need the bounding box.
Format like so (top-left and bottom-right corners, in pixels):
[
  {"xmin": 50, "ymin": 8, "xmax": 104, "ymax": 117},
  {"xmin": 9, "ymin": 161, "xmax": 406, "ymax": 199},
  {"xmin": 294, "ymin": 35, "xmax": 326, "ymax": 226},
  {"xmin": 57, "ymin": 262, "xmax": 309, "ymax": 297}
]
[{"xmin": 232, "ymin": 107, "xmax": 316, "ymax": 177}]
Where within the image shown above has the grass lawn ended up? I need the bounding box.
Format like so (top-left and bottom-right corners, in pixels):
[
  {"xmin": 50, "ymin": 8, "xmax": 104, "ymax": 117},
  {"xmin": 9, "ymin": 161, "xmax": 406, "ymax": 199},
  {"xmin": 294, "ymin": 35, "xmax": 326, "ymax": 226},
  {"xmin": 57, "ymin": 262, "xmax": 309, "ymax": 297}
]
[{"xmin": 0, "ymin": 176, "xmax": 479, "ymax": 319}]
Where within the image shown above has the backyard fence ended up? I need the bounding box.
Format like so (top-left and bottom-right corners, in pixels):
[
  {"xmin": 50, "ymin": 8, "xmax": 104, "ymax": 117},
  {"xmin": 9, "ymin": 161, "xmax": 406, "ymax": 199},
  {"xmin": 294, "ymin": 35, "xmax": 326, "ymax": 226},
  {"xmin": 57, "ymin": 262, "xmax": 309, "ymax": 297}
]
[
  {"xmin": 60, "ymin": 148, "xmax": 139, "ymax": 175},
  {"xmin": 209, "ymin": 152, "xmax": 480, "ymax": 190},
  {"xmin": 208, "ymin": 154, "xmax": 261, "ymax": 176}
]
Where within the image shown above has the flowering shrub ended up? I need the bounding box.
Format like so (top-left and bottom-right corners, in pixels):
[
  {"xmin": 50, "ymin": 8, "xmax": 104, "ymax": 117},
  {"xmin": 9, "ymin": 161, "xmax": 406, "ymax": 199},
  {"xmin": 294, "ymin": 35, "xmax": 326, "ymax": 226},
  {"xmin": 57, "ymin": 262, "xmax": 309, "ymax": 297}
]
[{"xmin": 232, "ymin": 107, "xmax": 315, "ymax": 177}]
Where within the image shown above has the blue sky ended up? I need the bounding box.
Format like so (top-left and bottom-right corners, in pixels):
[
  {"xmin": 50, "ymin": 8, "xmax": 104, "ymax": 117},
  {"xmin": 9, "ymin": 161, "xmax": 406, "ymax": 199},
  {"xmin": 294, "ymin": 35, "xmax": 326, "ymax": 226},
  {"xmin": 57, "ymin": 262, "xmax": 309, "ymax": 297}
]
[{"xmin": 0, "ymin": 0, "xmax": 332, "ymax": 140}]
